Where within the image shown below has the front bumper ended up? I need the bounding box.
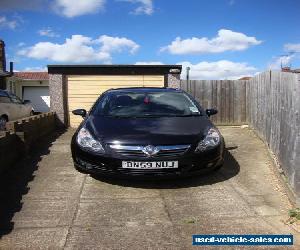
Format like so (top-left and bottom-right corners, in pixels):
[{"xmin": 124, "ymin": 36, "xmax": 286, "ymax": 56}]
[{"xmin": 71, "ymin": 138, "xmax": 225, "ymax": 179}]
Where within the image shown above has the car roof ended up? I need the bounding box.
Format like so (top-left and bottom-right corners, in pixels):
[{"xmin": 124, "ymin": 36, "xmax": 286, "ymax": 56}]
[{"xmin": 107, "ymin": 87, "xmax": 182, "ymax": 93}]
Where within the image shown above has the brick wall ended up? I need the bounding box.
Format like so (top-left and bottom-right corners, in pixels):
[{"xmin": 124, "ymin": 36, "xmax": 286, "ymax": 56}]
[{"xmin": 167, "ymin": 73, "xmax": 181, "ymax": 88}]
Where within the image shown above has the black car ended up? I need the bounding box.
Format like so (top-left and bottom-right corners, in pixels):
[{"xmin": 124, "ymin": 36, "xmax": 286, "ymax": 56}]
[{"xmin": 71, "ymin": 87, "xmax": 225, "ymax": 178}]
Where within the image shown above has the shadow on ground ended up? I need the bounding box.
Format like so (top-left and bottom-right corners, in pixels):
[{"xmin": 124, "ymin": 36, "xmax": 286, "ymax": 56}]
[
  {"xmin": 0, "ymin": 130, "xmax": 66, "ymax": 238},
  {"xmin": 92, "ymin": 148, "xmax": 240, "ymax": 189}
]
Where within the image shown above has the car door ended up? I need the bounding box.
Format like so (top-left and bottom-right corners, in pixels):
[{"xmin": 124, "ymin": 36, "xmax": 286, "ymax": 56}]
[
  {"xmin": 0, "ymin": 92, "xmax": 13, "ymax": 119},
  {"xmin": 8, "ymin": 93, "xmax": 25, "ymax": 120}
]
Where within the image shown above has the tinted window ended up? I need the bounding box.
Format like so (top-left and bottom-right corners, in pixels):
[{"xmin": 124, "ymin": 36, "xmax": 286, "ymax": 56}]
[
  {"xmin": 9, "ymin": 94, "xmax": 22, "ymax": 104},
  {"xmin": 93, "ymin": 91, "xmax": 202, "ymax": 117}
]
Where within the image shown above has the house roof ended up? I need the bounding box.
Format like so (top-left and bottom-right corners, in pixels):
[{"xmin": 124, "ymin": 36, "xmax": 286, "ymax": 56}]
[
  {"xmin": 47, "ymin": 64, "xmax": 182, "ymax": 75},
  {"xmin": 13, "ymin": 72, "xmax": 49, "ymax": 80},
  {"xmin": 238, "ymin": 76, "xmax": 252, "ymax": 80}
]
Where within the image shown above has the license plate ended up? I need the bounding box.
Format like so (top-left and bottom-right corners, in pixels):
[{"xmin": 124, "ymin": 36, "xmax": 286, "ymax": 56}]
[{"xmin": 122, "ymin": 161, "xmax": 178, "ymax": 169}]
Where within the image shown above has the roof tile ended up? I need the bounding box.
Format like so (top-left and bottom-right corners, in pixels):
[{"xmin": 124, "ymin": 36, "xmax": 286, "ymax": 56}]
[{"xmin": 13, "ymin": 72, "xmax": 49, "ymax": 80}]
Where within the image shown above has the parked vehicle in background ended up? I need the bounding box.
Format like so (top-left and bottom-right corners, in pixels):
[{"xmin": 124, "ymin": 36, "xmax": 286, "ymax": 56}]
[{"xmin": 0, "ymin": 90, "xmax": 34, "ymax": 130}]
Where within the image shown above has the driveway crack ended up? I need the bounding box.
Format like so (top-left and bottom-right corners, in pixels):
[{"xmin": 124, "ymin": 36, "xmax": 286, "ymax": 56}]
[
  {"xmin": 62, "ymin": 174, "xmax": 87, "ymax": 248},
  {"xmin": 159, "ymin": 189, "xmax": 173, "ymax": 225}
]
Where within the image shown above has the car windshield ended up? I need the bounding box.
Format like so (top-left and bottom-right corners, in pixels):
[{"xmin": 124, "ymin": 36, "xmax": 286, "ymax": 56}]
[{"xmin": 93, "ymin": 91, "xmax": 202, "ymax": 117}]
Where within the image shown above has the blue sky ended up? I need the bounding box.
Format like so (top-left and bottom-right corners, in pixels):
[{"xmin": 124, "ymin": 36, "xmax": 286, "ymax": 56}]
[{"xmin": 0, "ymin": 0, "xmax": 299, "ymax": 79}]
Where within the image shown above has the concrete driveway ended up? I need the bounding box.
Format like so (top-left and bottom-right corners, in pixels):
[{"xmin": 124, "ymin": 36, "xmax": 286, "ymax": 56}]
[{"xmin": 0, "ymin": 127, "xmax": 298, "ymax": 249}]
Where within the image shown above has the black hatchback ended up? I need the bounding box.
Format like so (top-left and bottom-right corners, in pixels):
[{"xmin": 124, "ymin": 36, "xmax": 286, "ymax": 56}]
[{"xmin": 71, "ymin": 87, "xmax": 225, "ymax": 178}]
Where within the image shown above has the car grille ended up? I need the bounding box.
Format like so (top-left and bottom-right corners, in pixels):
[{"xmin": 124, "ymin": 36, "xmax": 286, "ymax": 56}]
[{"xmin": 109, "ymin": 144, "xmax": 191, "ymax": 158}]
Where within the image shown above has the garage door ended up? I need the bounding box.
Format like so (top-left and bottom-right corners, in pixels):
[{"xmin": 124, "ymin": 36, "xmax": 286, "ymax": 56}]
[
  {"xmin": 67, "ymin": 75, "xmax": 164, "ymax": 127},
  {"xmin": 23, "ymin": 86, "xmax": 50, "ymax": 113}
]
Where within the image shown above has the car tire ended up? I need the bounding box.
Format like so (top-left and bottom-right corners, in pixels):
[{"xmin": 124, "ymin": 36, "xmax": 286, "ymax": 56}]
[
  {"xmin": 0, "ymin": 116, "xmax": 8, "ymax": 131},
  {"xmin": 74, "ymin": 164, "xmax": 89, "ymax": 174}
]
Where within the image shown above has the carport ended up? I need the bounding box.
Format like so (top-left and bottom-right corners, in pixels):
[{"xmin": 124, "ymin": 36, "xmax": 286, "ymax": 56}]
[{"xmin": 48, "ymin": 65, "xmax": 182, "ymax": 127}]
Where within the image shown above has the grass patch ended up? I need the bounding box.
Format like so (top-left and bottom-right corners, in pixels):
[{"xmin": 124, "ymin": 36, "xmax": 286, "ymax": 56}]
[
  {"xmin": 288, "ymin": 208, "xmax": 300, "ymax": 224},
  {"xmin": 183, "ymin": 218, "xmax": 196, "ymax": 224}
]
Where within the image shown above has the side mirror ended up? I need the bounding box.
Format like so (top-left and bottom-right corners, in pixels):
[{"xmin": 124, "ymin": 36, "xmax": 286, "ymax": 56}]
[
  {"xmin": 23, "ymin": 100, "xmax": 31, "ymax": 104},
  {"xmin": 206, "ymin": 108, "xmax": 218, "ymax": 117},
  {"xmin": 72, "ymin": 109, "xmax": 87, "ymax": 118}
]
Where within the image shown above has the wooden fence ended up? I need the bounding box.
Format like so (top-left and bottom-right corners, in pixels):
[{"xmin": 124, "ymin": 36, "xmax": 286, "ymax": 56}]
[
  {"xmin": 247, "ymin": 71, "xmax": 300, "ymax": 197},
  {"xmin": 180, "ymin": 79, "xmax": 248, "ymax": 125},
  {"xmin": 181, "ymin": 71, "xmax": 300, "ymax": 199}
]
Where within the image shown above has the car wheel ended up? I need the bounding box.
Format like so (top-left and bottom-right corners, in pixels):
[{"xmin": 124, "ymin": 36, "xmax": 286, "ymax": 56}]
[{"xmin": 0, "ymin": 116, "xmax": 8, "ymax": 131}]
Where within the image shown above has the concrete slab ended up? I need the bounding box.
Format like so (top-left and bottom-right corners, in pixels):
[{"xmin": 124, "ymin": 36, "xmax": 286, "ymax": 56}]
[
  {"xmin": 64, "ymin": 225, "xmax": 184, "ymax": 250},
  {"xmin": 0, "ymin": 127, "xmax": 299, "ymax": 249},
  {"xmin": 0, "ymin": 227, "xmax": 69, "ymax": 249},
  {"xmin": 74, "ymin": 197, "xmax": 171, "ymax": 227}
]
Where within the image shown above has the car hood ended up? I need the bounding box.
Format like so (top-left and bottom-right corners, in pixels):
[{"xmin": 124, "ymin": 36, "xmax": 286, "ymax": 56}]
[{"xmin": 84, "ymin": 115, "xmax": 213, "ymax": 145}]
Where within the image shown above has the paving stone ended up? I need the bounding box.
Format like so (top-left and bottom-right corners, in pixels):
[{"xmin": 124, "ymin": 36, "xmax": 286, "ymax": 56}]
[
  {"xmin": 64, "ymin": 225, "xmax": 184, "ymax": 250},
  {"xmin": 0, "ymin": 227, "xmax": 69, "ymax": 249},
  {"xmin": 74, "ymin": 198, "xmax": 171, "ymax": 227}
]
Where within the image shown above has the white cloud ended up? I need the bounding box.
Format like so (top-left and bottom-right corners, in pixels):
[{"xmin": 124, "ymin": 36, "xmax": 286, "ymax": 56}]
[
  {"xmin": 161, "ymin": 29, "xmax": 262, "ymax": 55},
  {"xmin": 179, "ymin": 60, "xmax": 257, "ymax": 80},
  {"xmin": 53, "ymin": 0, "xmax": 106, "ymax": 18},
  {"xmin": 97, "ymin": 35, "xmax": 139, "ymax": 54},
  {"xmin": 135, "ymin": 61, "xmax": 163, "ymax": 65},
  {"xmin": 22, "ymin": 66, "xmax": 47, "ymax": 72},
  {"xmin": 0, "ymin": 15, "xmax": 18, "ymax": 29},
  {"xmin": 121, "ymin": 0, "xmax": 153, "ymax": 15},
  {"xmin": 284, "ymin": 43, "xmax": 300, "ymax": 53},
  {"xmin": 38, "ymin": 27, "xmax": 60, "ymax": 38},
  {"xmin": 18, "ymin": 34, "xmax": 139, "ymax": 63},
  {"xmin": 18, "ymin": 42, "xmax": 26, "ymax": 47},
  {"xmin": 1, "ymin": 0, "xmax": 153, "ymax": 17}
]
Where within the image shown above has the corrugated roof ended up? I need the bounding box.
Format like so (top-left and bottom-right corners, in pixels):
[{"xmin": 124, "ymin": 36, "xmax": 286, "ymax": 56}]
[{"xmin": 13, "ymin": 72, "xmax": 49, "ymax": 80}]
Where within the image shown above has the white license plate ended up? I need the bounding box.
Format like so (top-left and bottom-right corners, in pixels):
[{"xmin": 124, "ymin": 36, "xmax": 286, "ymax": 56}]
[{"xmin": 122, "ymin": 161, "xmax": 178, "ymax": 169}]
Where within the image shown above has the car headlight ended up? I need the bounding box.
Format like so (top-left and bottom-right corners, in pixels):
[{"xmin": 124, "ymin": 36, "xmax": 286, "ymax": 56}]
[
  {"xmin": 77, "ymin": 127, "xmax": 105, "ymax": 153},
  {"xmin": 195, "ymin": 128, "xmax": 220, "ymax": 152}
]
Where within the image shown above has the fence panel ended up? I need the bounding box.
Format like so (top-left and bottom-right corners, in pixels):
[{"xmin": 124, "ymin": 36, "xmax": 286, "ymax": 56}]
[
  {"xmin": 181, "ymin": 79, "xmax": 247, "ymax": 125},
  {"xmin": 247, "ymin": 71, "xmax": 300, "ymax": 198}
]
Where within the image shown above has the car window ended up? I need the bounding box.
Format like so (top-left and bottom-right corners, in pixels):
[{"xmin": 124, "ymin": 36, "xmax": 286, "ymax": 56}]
[
  {"xmin": 93, "ymin": 91, "xmax": 202, "ymax": 117},
  {"xmin": 9, "ymin": 94, "xmax": 23, "ymax": 104}
]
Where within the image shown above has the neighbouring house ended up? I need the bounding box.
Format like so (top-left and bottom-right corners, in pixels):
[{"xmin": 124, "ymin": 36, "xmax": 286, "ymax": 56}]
[
  {"xmin": 48, "ymin": 64, "xmax": 182, "ymax": 127},
  {"xmin": 281, "ymin": 66, "xmax": 300, "ymax": 73},
  {"xmin": 7, "ymin": 72, "xmax": 50, "ymax": 113},
  {"xmin": 0, "ymin": 40, "xmax": 13, "ymax": 89},
  {"xmin": 238, "ymin": 76, "xmax": 252, "ymax": 80}
]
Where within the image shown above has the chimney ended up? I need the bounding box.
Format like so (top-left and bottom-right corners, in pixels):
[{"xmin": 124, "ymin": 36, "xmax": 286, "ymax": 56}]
[
  {"xmin": 0, "ymin": 40, "xmax": 6, "ymax": 72},
  {"xmin": 9, "ymin": 61, "xmax": 13, "ymax": 74}
]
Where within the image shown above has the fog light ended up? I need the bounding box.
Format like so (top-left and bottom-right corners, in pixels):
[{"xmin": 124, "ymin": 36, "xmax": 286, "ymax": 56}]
[{"xmin": 77, "ymin": 158, "xmax": 93, "ymax": 170}]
